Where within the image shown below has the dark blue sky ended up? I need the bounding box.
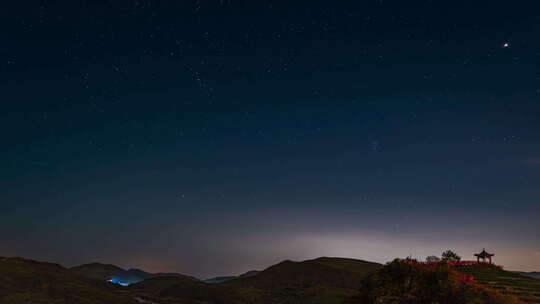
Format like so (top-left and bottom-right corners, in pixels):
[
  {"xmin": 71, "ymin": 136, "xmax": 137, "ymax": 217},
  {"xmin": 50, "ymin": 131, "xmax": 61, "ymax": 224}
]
[{"xmin": 1, "ymin": 1, "xmax": 539, "ymax": 277}]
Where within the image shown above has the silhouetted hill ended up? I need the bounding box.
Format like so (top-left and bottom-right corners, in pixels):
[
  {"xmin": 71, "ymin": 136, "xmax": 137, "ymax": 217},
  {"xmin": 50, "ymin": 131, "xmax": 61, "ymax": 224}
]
[
  {"xmin": 70, "ymin": 262, "xmax": 125, "ymax": 280},
  {"xmin": 220, "ymin": 257, "xmax": 383, "ymax": 303},
  {"xmin": 70, "ymin": 263, "xmax": 195, "ymax": 286},
  {"xmin": 0, "ymin": 257, "xmax": 135, "ymax": 304},
  {"xmin": 150, "ymin": 257, "xmax": 382, "ymax": 304},
  {"xmin": 230, "ymin": 257, "xmax": 381, "ymax": 288}
]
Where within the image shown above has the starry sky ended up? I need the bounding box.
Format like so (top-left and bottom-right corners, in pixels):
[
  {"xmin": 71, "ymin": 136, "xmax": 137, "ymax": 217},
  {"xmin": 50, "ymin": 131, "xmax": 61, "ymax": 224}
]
[{"xmin": 1, "ymin": 1, "xmax": 540, "ymax": 278}]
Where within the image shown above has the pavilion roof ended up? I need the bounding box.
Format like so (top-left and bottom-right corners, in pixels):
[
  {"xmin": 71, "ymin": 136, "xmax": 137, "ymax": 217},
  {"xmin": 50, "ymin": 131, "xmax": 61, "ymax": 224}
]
[{"xmin": 474, "ymin": 249, "xmax": 495, "ymax": 258}]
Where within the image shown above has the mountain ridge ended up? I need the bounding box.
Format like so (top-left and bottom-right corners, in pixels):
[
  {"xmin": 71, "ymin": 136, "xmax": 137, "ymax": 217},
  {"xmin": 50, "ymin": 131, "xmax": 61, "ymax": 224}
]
[
  {"xmin": 69, "ymin": 262, "xmax": 196, "ymax": 286},
  {"xmin": 146, "ymin": 257, "xmax": 384, "ymax": 304}
]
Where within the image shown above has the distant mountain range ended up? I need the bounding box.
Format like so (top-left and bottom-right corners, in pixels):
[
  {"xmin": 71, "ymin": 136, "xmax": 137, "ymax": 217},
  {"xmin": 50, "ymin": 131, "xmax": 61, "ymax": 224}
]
[{"xmin": 70, "ymin": 262, "xmax": 196, "ymax": 286}]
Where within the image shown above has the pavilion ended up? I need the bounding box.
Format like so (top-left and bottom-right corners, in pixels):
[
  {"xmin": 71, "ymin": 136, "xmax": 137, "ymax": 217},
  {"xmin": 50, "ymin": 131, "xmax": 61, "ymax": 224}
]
[{"xmin": 474, "ymin": 248, "xmax": 495, "ymax": 263}]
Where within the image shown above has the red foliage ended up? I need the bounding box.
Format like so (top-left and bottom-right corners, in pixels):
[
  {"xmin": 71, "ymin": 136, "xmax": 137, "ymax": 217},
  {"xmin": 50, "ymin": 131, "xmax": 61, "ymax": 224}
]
[
  {"xmin": 418, "ymin": 260, "xmax": 502, "ymax": 269},
  {"xmin": 405, "ymin": 259, "xmax": 524, "ymax": 303},
  {"xmin": 353, "ymin": 259, "xmax": 521, "ymax": 304}
]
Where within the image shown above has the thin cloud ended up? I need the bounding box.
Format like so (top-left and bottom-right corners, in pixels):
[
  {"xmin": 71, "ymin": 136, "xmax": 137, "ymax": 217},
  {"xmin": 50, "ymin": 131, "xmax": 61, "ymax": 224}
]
[{"xmin": 524, "ymin": 158, "xmax": 540, "ymax": 166}]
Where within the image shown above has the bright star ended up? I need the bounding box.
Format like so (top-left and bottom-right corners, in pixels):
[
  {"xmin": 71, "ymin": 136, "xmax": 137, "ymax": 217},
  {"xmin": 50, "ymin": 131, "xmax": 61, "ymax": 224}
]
[{"xmin": 502, "ymin": 42, "xmax": 510, "ymax": 48}]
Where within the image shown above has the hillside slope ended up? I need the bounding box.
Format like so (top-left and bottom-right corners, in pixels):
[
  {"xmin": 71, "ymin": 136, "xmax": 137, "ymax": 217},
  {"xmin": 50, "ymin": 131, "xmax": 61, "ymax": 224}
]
[
  {"xmin": 143, "ymin": 257, "xmax": 382, "ymax": 304},
  {"xmin": 0, "ymin": 257, "xmax": 135, "ymax": 304},
  {"xmin": 515, "ymin": 272, "xmax": 540, "ymax": 280},
  {"xmin": 458, "ymin": 265, "xmax": 540, "ymax": 304},
  {"xmin": 70, "ymin": 262, "xmax": 125, "ymax": 280},
  {"xmin": 204, "ymin": 276, "xmax": 237, "ymax": 284},
  {"xmin": 223, "ymin": 257, "xmax": 383, "ymax": 303}
]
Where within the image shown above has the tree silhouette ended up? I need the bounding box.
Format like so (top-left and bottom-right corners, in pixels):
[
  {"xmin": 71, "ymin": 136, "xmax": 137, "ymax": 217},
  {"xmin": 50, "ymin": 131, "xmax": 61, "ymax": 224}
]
[
  {"xmin": 425, "ymin": 255, "xmax": 441, "ymax": 263},
  {"xmin": 441, "ymin": 250, "xmax": 461, "ymax": 262}
]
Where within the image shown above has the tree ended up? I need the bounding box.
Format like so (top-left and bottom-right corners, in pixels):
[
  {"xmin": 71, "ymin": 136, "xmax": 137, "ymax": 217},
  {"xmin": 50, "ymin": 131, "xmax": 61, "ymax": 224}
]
[
  {"xmin": 441, "ymin": 250, "xmax": 461, "ymax": 262},
  {"xmin": 425, "ymin": 255, "xmax": 441, "ymax": 263}
]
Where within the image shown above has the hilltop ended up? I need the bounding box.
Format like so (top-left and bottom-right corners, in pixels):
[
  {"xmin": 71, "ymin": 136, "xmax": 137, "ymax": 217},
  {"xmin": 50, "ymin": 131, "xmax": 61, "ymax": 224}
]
[{"xmin": 69, "ymin": 262, "xmax": 126, "ymax": 280}]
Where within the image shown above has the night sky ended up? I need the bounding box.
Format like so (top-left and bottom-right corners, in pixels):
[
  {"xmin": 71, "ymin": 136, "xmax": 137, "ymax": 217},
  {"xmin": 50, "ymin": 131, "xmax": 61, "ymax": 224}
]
[{"xmin": 1, "ymin": 1, "xmax": 539, "ymax": 278}]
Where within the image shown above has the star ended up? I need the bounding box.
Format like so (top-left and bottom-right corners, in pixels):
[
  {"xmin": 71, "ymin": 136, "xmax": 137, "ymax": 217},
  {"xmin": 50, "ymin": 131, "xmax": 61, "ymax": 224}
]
[{"xmin": 502, "ymin": 42, "xmax": 510, "ymax": 48}]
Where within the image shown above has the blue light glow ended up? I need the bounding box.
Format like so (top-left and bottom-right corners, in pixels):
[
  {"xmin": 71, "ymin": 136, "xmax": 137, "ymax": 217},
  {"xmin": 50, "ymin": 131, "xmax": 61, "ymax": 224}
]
[{"xmin": 108, "ymin": 277, "xmax": 131, "ymax": 286}]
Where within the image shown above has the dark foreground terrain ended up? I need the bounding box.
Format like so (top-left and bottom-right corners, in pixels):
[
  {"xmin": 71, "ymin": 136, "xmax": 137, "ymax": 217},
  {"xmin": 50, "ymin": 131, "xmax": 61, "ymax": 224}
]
[
  {"xmin": 0, "ymin": 257, "xmax": 135, "ymax": 304},
  {"xmin": 1, "ymin": 256, "xmax": 538, "ymax": 304}
]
